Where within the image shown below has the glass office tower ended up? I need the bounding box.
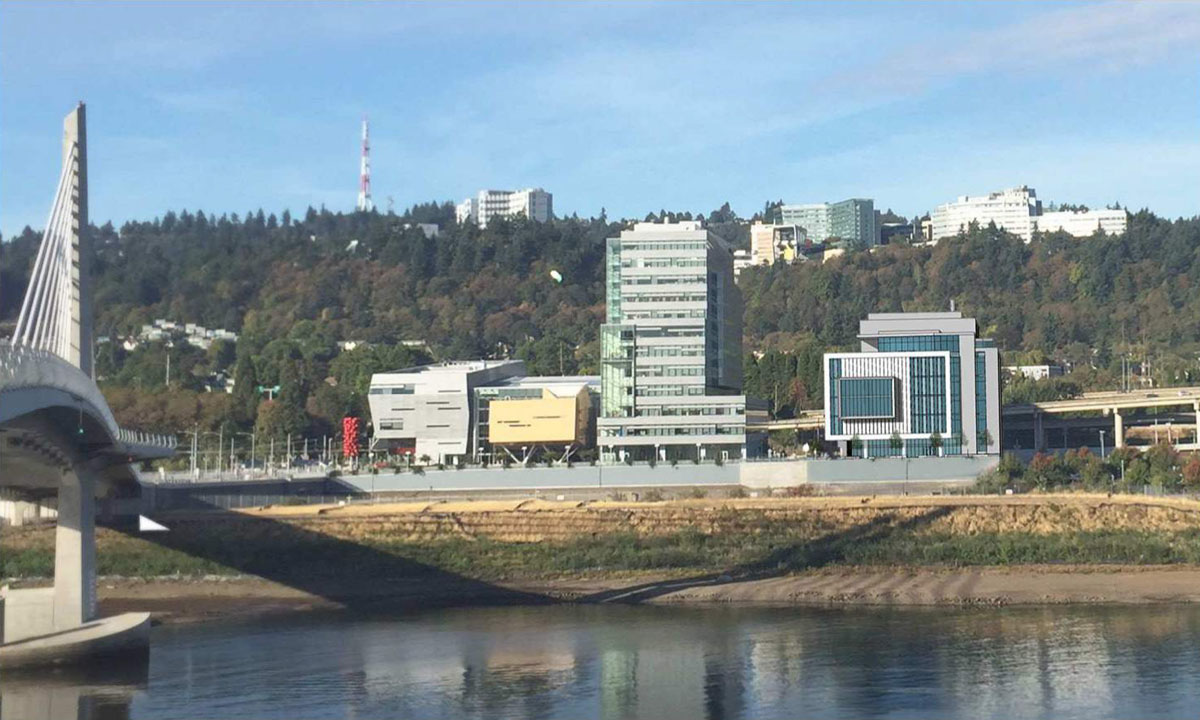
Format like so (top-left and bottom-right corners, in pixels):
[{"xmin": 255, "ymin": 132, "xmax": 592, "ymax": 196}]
[{"xmin": 598, "ymin": 221, "xmax": 747, "ymax": 462}]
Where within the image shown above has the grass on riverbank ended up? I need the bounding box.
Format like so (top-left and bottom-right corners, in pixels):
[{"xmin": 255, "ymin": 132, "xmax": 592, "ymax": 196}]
[{"xmin": 5, "ymin": 525, "xmax": 1200, "ymax": 582}]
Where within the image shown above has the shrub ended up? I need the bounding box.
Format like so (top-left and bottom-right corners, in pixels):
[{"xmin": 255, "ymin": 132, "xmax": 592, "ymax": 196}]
[
  {"xmin": 689, "ymin": 487, "xmax": 708, "ymax": 499},
  {"xmin": 726, "ymin": 486, "xmax": 747, "ymax": 499},
  {"xmin": 1184, "ymin": 456, "xmax": 1200, "ymax": 490},
  {"xmin": 642, "ymin": 489, "xmax": 664, "ymax": 502}
]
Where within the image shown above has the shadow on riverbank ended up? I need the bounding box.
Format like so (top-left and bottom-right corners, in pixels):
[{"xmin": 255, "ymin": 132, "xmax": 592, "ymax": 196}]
[
  {"xmin": 104, "ymin": 505, "xmax": 554, "ymax": 614},
  {"xmin": 581, "ymin": 507, "xmax": 955, "ymax": 604}
]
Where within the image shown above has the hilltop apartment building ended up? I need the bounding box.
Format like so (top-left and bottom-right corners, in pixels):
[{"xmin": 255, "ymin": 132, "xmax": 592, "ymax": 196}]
[
  {"xmin": 455, "ymin": 188, "xmax": 553, "ymax": 227},
  {"xmin": 931, "ymin": 186, "xmax": 1127, "ymax": 242}
]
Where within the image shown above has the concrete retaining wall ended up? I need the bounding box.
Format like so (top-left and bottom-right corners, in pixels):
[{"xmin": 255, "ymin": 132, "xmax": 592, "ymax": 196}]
[
  {"xmin": 125, "ymin": 456, "xmax": 1001, "ymax": 513},
  {"xmin": 337, "ymin": 464, "xmax": 741, "ymax": 494},
  {"xmin": 741, "ymin": 456, "xmax": 1000, "ymax": 489}
]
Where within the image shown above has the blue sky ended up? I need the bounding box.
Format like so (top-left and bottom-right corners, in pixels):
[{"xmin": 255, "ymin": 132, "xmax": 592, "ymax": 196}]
[{"xmin": 2, "ymin": 1, "xmax": 1198, "ymax": 237}]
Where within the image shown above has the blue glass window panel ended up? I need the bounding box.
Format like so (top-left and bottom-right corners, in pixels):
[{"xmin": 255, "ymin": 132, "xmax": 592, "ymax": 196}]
[{"xmin": 838, "ymin": 377, "xmax": 897, "ymax": 419}]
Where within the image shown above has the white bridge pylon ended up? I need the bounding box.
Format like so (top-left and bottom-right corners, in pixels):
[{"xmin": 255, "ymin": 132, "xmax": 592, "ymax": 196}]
[{"xmin": 12, "ymin": 102, "xmax": 92, "ymax": 377}]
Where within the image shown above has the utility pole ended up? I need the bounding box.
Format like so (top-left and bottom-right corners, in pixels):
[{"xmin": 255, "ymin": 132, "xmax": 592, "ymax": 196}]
[{"xmin": 165, "ymin": 352, "xmax": 171, "ymax": 387}]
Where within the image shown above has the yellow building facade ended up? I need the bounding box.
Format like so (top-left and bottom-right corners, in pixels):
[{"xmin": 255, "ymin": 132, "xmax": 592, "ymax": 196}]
[{"xmin": 488, "ymin": 385, "xmax": 591, "ymax": 446}]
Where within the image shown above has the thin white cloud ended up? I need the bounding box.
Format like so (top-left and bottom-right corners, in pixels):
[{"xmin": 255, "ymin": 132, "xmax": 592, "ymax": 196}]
[{"xmin": 843, "ymin": 2, "xmax": 1200, "ymax": 96}]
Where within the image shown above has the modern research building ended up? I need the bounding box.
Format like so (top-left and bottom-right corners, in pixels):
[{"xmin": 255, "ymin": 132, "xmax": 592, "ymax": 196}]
[
  {"xmin": 824, "ymin": 312, "xmax": 1001, "ymax": 458},
  {"xmin": 598, "ymin": 221, "xmax": 759, "ymax": 462},
  {"xmin": 368, "ymin": 359, "xmax": 599, "ymax": 464}
]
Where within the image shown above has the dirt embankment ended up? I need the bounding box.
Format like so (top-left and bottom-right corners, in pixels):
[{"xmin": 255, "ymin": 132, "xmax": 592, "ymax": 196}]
[
  {"xmin": 8, "ymin": 494, "xmax": 1200, "ymax": 622},
  {"xmin": 226, "ymin": 493, "xmax": 1200, "ymax": 543},
  {"xmin": 96, "ymin": 565, "xmax": 1200, "ymax": 625}
]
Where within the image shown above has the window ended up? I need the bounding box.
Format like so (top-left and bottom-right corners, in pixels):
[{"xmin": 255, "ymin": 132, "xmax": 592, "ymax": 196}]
[
  {"xmin": 909, "ymin": 356, "xmax": 947, "ymax": 433},
  {"xmin": 838, "ymin": 377, "xmax": 897, "ymax": 419}
]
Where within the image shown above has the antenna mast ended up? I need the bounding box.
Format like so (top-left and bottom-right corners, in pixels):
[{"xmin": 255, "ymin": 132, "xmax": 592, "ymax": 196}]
[{"xmin": 357, "ymin": 115, "xmax": 373, "ymax": 212}]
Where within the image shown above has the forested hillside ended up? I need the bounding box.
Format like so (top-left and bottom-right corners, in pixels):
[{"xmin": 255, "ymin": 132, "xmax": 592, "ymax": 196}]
[
  {"xmin": 1, "ymin": 205, "xmax": 1197, "ymax": 436},
  {"xmin": 740, "ymin": 211, "xmax": 1200, "ymax": 417}
]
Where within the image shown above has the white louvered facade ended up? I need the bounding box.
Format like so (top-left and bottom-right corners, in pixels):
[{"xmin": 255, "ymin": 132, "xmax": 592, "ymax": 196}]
[{"xmin": 824, "ymin": 352, "xmax": 951, "ymax": 439}]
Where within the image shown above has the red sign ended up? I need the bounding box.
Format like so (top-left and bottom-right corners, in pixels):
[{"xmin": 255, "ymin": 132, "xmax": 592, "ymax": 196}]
[{"xmin": 342, "ymin": 416, "xmax": 360, "ymax": 457}]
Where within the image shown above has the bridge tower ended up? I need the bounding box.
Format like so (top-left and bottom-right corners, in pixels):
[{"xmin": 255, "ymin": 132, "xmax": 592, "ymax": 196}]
[{"xmin": 12, "ymin": 102, "xmax": 94, "ymax": 378}]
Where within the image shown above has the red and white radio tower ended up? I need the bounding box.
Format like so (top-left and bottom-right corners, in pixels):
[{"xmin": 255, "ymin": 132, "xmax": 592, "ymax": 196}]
[{"xmin": 356, "ymin": 115, "xmax": 374, "ymax": 212}]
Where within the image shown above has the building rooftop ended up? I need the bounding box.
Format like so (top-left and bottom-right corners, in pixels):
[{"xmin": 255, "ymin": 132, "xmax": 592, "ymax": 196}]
[
  {"xmin": 493, "ymin": 374, "xmax": 601, "ymax": 391},
  {"xmin": 631, "ymin": 220, "xmax": 705, "ymax": 233},
  {"xmin": 866, "ymin": 311, "xmax": 964, "ymax": 320},
  {"xmin": 384, "ymin": 359, "xmax": 525, "ymax": 376}
]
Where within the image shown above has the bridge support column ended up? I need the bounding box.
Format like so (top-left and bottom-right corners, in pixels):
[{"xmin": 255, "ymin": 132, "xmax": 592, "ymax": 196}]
[
  {"xmin": 1113, "ymin": 410, "xmax": 1125, "ymax": 451},
  {"xmin": 1194, "ymin": 402, "xmax": 1199, "ymax": 447},
  {"xmin": 1034, "ymin": 412, "xmax": 1046, "ymax": 451},
  {"xmin": 53, "ymin": 464, "xmax": 96, "ymax": 630}
]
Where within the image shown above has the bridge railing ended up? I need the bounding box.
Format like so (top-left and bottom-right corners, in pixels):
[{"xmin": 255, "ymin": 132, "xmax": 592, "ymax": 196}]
[{"xmin": 1, "ymin": 341, "xmax": 176, "ymax": 453}]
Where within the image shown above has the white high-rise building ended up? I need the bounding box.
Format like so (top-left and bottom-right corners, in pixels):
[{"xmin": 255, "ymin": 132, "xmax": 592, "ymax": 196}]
[
  {"xmin": 931, "ymin": 186, "xmax": 1127, "ymax": 243},
  {"xmin": 931, "ymin": 187, "xmax": 1041, "ymax": 242},
  {"xmin": 1035, "ymin": 209, "xmax": 1127, "ymax": 237},
  {"xmin": 455, "ymin": 188, "xmax": 553, "ymax": 227}
]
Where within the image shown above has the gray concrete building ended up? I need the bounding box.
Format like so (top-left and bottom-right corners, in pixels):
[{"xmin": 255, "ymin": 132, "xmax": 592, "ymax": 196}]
[
  {"xmin": 824, "ymin": 311, "xmax": 1001, "ymax": 458},
  {"xmin": 598, "ymin": 221, "xmax": 750, "ymax": 462},
  {"xmin": 368, "ymin": 360, "xmax": 526, "ymax": 463}
]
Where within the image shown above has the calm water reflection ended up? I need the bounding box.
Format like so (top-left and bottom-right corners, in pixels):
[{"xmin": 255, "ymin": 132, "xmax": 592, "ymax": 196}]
[{"xmin": 7, "ymin": 604, "xmax": 1200, "ymax": 719}]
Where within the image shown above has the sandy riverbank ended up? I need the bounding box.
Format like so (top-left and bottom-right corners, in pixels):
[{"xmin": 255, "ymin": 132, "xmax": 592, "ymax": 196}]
[{"xmin": 97, "ymin": 565, "xmax": 1200, "ymax": 624}]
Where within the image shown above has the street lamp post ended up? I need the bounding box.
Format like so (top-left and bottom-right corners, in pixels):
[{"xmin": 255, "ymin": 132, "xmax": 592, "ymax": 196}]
[{"xmin": 1099, "ymin": 430, "xmax": 1106, "ymax": 459}]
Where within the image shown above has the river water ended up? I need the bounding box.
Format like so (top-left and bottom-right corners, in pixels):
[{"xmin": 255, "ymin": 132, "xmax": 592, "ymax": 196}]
[{"xmin": 11, "ymin": 604, "xmax": 1200, "ymax": 719}]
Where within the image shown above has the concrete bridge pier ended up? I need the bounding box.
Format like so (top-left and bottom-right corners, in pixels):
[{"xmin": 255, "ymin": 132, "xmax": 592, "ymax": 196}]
[
  {"xmin": 1033, "ymin": 411, "xmax": 1046, "ymax": 451},
  {"xmin": 1113, "ymin": 409, "xmax": 1125, "ymax": 450},
  {"xmin": 53, "ymin": 465, "xmax": 97, "ymax": 629},
  {"xmin": 1194, "ymin": 402, "xmax": 1199, "ymax": 445}
]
